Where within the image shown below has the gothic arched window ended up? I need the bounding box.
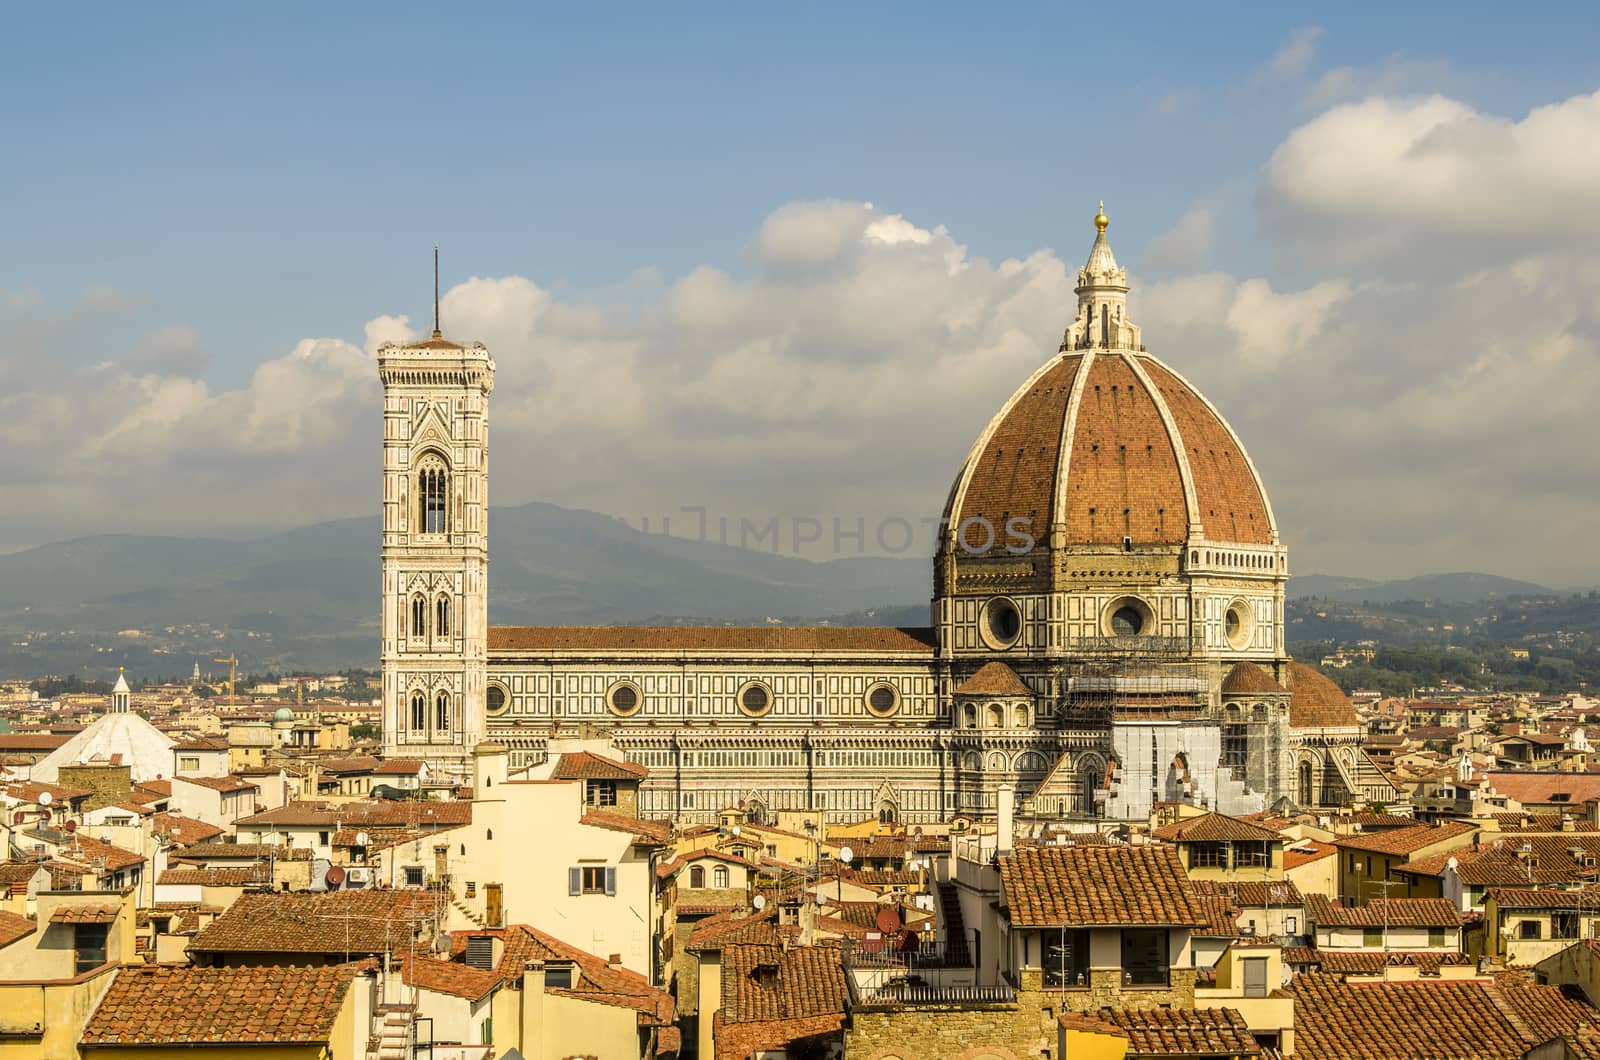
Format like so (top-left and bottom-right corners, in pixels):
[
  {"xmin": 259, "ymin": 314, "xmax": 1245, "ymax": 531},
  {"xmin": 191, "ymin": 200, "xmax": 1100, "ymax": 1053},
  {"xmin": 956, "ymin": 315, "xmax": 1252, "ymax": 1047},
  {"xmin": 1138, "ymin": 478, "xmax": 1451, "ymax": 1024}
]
[
  {"xmin": 1100, "ymin": 303, "xmax": 1109, "ymax": 346},
  {"xmin": 435, "ymin": 691, "xmax": 450, "ymax": 733},
  {"xmin": 410, "ymin": 691, "xmax": 426, "ymax": 732},
  {"xmin": 436, "ymin": 595, "xmax": 451, "ymax": 639},
  {"xmin": 417, "ymin": 452, "xmax": 450, "ymax": 534},
  {"xmin": 1298, "ymin": 760, "xmax": 1315, "ymax": 806},
  {"xmin": 878, "ymin": 803, "xmax": 897, "ymax": 826},
  {"xmin": 411, "ymin": 594, "xmax": 427, "ymax": 641}
]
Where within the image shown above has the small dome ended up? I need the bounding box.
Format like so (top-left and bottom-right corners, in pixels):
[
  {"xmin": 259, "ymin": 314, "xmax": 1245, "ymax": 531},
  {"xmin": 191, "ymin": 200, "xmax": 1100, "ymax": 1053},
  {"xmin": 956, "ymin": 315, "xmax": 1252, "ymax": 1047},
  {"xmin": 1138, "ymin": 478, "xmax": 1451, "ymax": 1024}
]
[
  {"xmin": 1285, "ymin": 662, "xmax": 1357, "ymax": 728},
  {"xmin": 1222, "ymin": 663, "xmax": 1284, "ymax": 696},
  {"xmin": 272, "ymin": 707, "xmax": 295, "ymax": 722}
]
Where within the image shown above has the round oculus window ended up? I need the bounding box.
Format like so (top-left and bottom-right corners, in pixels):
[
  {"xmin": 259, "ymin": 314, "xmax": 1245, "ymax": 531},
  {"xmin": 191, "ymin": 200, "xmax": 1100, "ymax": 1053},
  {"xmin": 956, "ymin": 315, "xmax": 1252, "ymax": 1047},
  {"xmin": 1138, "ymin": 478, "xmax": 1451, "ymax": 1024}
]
[
  {"xmin": 981, "ymin": 597, "xmax": 1023, "ymax": 649},
  {"xmin": 737, "ymin": 681, "xmax": 773, "ymax": 717},
  {"xmin": 606, "ymin": 680, "xmax": 643, "ymax": 716},
  {"xmin": 1105, "ymin": 598, "xmax": 1152, "ymax": 638},
  {"xmin": 1225, "ymin": 602, "xmax": 1254, "ymax": 650},
  {"xmin": 865, "ymin": 682, "xmax": 900, "ymax": 717},
  {"xmin": 485, "ymin": 684, "xmax": 508, "ymax": 716}
]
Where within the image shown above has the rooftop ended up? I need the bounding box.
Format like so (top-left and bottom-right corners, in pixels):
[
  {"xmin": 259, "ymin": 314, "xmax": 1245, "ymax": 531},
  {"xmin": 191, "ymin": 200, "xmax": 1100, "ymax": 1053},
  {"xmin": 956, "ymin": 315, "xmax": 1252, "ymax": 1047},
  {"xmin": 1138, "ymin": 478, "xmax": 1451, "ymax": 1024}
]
[
  {"xmin": 81, "ymin": 963, "xmax": 370, "ymax": 1046},
  {"xmin": 999, "ymin": 845, "xmax": 1201, "ymax": 927}
]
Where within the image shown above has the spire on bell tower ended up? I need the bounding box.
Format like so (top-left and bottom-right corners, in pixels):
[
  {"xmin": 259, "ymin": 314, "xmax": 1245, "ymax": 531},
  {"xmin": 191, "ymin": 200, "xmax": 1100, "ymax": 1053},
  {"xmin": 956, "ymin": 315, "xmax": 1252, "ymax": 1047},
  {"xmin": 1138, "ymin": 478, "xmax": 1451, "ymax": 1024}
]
[
  {"xmin": 1062, "ymin": 201, "xmax": 1142, "ymax": 352},
  {"xmin": 432, "ymin": 243, "xmax": 442, "ymax": 340}
]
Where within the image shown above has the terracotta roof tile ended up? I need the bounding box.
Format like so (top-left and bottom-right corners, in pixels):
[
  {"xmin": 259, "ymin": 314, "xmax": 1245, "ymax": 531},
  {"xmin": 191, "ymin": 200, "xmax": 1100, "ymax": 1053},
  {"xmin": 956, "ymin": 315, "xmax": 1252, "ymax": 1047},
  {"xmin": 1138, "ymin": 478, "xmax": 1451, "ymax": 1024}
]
[
  {"xmin": 551, "ymin": 751, "xmax": 648, "ymax": 781},
  {"xmin": 1334, "ymin": 820, "xmax": 1476, "ymax": 856},
  {"xmin": 190, "ymin": 890, "xmax": 444, "ymax": 956},
  {"xmin": 999, "ymin": 845, "xmax": 1201, "ymax": 927},
  {"xmin": 953, "ymin": 661, "xmax": 1034, "ymax": 697},
  {"xmin": 1286, "ymin": 662, "xmax": 1358, "ymax": 728},
  {"xmin": 0, "ymin": 910, "xmax": 35, "ymax": 948},
  {"xmin": 236, "ymin": 799, "xmax": 470, "ymax": 829},
  {"xmin": 1153, "ymin": 811, "xmax": 1283, "ymax": 844},
  {"xmin": 489, "ymin": 625, "xmax": 937, "ymax": 654},
  {"xmin": 175, "ymin": 774, "xmax": 258, "ymax": 793},
  {"xmin": 1284, "ymin": 973, "xmax": 1596, "ymax": 1059},
  {"xmin": 81, "ymin": 963, "xmax": 369, "ymax": 1045},
  {"xmin": 1488, "ymin": 885, "xmax": 1600, "ymax": 909},
  {"xmin": 50, "ymin": 903, "xmax": 120, "ymax": 923},
  {"xmin": 1221, "ymin": 662, "xmax": 1284, "ymax": 696},
  {"xmin": 1099, "ymin": 1005, "xmax": 1261, "ymax": 1056},
  {"xmin": 1306, "ymin": 894, "xmax": 1461, "ymax": 928},
  {"xmin": 581, "ymin": 809, "xmax": 670, "ymax": 843},
  {"xmin": 720, "ymin": 942, "xmax": 848, "ymax": 1025}
]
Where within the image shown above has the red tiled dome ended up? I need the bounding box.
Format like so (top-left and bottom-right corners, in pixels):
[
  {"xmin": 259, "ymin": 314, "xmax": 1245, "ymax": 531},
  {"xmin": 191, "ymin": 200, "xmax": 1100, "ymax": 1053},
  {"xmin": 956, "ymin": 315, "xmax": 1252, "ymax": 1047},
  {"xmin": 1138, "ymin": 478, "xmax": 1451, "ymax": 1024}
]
[
  {"xmin": 1222, "ymin": 662, "xmax": 1285, "ymax": 696},
  {"xmin": 1285, "ymin": 661, "xmax": 1358, "ymax": 728},
  {"xmin": 944, "ymin": 349, "xmax": 1275, "ymax": 554}
]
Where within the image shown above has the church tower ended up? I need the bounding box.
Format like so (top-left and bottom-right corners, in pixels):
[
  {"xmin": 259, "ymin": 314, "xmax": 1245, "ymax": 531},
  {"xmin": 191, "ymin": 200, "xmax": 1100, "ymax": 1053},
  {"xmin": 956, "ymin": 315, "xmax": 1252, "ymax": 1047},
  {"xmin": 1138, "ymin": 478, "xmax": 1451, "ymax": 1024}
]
[{"xmin": 379, "ymin": 250, "xmax": 495, "ymax": 779}]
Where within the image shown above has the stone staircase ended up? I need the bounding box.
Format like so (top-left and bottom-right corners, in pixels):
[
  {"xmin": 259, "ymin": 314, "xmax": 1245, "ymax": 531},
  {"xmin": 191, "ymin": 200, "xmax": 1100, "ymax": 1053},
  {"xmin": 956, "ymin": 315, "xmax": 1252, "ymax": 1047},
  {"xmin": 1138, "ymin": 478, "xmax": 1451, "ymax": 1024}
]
[
  {"xmin": 450, "ymin": 894, "xmax": 485, "ymax": 929},
  {"xmin": 938, "ymin": 882, "xmax": 972, "ymax": 968},
  {"xmin": 368, "ymin": 1003, "xmax": 415, "ymax": 1060}
]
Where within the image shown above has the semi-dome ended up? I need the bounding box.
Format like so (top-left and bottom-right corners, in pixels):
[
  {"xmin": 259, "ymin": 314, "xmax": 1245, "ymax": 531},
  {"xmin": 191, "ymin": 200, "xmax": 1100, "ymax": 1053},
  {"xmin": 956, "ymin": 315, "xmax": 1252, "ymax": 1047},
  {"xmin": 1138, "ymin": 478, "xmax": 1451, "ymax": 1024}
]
[{"xmin": 943, "ymin": 208, "xmax": 1277, "ymax": 558}]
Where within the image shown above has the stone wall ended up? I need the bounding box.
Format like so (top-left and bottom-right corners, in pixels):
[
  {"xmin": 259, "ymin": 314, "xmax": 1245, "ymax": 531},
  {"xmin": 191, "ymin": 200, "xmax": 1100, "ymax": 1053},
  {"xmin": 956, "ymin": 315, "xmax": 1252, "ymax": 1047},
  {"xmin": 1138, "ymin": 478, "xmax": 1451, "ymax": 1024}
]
[{"xmin": 844, "ymin": 969, "xmax": 1197, "ymax": 1059}]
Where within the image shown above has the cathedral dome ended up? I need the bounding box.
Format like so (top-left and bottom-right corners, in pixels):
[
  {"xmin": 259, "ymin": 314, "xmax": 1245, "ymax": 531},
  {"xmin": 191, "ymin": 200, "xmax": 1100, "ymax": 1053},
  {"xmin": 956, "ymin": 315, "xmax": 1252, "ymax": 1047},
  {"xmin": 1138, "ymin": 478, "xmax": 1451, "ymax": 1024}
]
[{"xmin": 942, "ymin": 208, "xmax": 1276, "ymax": 558}]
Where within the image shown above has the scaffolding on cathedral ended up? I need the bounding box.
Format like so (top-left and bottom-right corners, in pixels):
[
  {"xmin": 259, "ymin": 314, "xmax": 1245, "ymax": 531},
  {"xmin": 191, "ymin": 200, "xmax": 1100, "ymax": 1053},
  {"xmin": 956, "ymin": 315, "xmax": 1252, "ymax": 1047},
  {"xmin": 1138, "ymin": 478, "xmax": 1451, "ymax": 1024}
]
[{"xmin": 1056, "ymin": 634, "xmax": 1207, "ymax": 729}]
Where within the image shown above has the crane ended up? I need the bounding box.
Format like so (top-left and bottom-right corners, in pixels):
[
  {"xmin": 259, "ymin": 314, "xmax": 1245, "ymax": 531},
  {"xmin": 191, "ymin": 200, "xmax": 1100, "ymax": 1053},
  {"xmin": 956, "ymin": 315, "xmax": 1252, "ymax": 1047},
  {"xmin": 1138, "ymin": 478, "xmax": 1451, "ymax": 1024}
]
[{"xmin": 212, "ymin": 654, "xmax": 239, "ymax": 699}]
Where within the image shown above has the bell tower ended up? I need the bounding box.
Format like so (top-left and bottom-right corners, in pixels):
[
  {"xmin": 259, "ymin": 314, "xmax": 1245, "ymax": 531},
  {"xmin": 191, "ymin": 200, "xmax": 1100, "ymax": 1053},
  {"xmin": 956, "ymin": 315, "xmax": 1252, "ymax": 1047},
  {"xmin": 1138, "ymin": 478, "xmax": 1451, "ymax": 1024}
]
[{"xmin": 378, "ymin": 249, "xmax": 495, "ymax": 778}]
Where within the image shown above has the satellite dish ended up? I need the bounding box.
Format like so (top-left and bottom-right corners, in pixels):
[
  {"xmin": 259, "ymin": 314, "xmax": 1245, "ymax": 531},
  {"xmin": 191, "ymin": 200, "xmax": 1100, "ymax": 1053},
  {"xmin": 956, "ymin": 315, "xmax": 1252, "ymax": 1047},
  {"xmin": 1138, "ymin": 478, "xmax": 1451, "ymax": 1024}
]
[
  {"xmin": 37, "ymin": 791, "xmax": 53, "ymax": 807},
  {"xmin": 731, "ymin": 826, "xmax": 741, "ymax": 837},
  {"xmin": 435, "ymin": 932, "xmax": 452, "ymax": 954},
  {"xmin": 752, "ymin": 895, "xmax": 767, "ymax": 911},
  {"xmin": 840, "ymin": 846, "xmax": 854, "ymax": 864},
  {"xmin": 356, "ymin": 831, "xmax": 370, "ymax": 847},
  {"xmin": 817, "ymin": 894, "xmax": 828, "ymax": 907}
]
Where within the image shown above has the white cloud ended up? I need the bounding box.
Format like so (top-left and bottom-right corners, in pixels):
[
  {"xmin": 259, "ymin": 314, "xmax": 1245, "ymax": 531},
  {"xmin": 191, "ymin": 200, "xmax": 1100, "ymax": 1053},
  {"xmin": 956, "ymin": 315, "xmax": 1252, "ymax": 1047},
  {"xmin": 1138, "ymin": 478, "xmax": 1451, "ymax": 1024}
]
[
  {"xmin": 1301, "ymin": 53, "xmax": 1460, "ymax": 111},
  {"xmin": 1143, "ymin": 207, "xmax": 1216, "ymax": 269},
  {"xmin": 1263, "ymin": 26, "xmax": 1324, "ymax": 80},
  {"xmin": 6, "ymin": 170, "xmax": 1600, "ymax": 585},
  {"xmin": 1261, "ymin": 89, "xmax": 1600, "ymax": 265}
]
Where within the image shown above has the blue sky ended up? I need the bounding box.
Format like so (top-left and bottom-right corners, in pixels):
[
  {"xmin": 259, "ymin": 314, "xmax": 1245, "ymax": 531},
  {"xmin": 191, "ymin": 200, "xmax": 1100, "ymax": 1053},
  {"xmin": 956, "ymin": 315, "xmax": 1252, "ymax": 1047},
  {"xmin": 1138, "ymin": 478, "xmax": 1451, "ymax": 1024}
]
[{"xmin": 5, "ymin": 6, "xmax": 1600, "ymax": 583}]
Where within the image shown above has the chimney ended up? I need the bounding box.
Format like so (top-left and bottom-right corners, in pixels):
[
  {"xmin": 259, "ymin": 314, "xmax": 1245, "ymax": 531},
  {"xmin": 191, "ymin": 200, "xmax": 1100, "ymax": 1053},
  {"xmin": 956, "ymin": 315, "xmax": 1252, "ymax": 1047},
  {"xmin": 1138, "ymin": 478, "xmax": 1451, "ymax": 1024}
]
[
  {"xmin": 520, "ymin": 960, "xmax": 545, "ymax": 1057},
  {"xmin": 997, "ymin": 784, "xmax": 1015, "ymax": 857}
]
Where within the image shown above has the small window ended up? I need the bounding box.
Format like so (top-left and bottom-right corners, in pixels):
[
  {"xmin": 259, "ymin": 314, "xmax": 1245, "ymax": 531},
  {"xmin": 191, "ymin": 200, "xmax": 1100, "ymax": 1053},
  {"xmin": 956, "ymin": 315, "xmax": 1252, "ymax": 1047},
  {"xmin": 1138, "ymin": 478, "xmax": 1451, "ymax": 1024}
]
[
  {"xmin": 435, "ymin": 691, "xmax": 450, "ymax": 733},
  {"xmin": 486, "ymin": 684, "xmax": 508, "ymax": 716},
  {"xmin": 1429, "ymin": 927, "xmax": 1447, "ymax": 947},
  {"xmin": 1364, "ymin": 928, "xmax": 1383, "ymax": 947},
  {"xmin": 410, "ymin": 692, "xmax": 426, "ymax": 732},
  {"xmin": 572, "ymin": 866, "xmax": 616, "ymax": 895},
  {"xmin": 1111, "ymin": 606, "xmax": 1144, "ymax": 637},
  {"xmin": 411, "ymin": 594, "xmax": 428, "ymax": 640},
  {"xmin": 606, "ymin": 681, "xmax": 643, "ymax": 717},
  {"xmin": 689, "ymin": 865, "xmax": 705, "ymax": 888},
  {"xmin": 74, "ymin": 923, "xmax": 109, "ymax": 975},
  {"xmin": 737, "ymin": 681, "xmax": 773, "ymax": 718},
  {"xmin": 545, "ymin": 963, "xmax": 574, "ymax": 989},
  {"xmin": 982, "ymin": 597, "xmax": 1023, "ymax": 649},
  {"xmin": 435, "ymin": 595, "xmax": 451, "ymax": 638},
  {"xmin": 1521, "ymin": 920, "xmax": 1543, "ymax": 940},
  {"xmin": 404, "ymin": 866, "xmax": 424, "ymax": 887},
  {"xmin": 865, "ymin": 682, "xmax": 900, "ymax": 717},
  {"xmin": 712, "ymin": 865, "xmax": 729, "ymax": 888},
  {"xmin": 585, "ymin": 780, "xmax": 617, "ymax": 808}
]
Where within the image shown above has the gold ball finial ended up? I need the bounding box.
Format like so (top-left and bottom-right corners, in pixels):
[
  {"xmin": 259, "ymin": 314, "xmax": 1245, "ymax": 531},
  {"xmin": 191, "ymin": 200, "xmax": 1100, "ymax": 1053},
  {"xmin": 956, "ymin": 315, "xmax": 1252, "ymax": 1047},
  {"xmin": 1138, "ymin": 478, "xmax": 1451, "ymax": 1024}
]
[{"xmin": 1094, "ymin": 200, "xmax": 1109, "ymax": 233}]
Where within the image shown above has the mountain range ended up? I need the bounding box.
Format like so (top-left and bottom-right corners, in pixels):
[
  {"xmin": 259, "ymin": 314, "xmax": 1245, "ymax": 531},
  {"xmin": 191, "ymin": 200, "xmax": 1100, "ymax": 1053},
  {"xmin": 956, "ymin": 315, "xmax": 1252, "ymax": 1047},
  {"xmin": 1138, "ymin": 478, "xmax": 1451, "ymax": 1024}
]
[{"xmin": 0, "ymin": 500, "xmax": 1560, "ymax": 676}]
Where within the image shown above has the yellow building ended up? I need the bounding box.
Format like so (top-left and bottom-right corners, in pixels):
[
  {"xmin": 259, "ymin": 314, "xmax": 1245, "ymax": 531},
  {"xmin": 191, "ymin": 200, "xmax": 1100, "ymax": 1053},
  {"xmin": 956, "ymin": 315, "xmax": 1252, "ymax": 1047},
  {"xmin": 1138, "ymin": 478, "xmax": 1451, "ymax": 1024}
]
[{"xmin": 1153, "ymin": 812, "xmax": 1287, "ymax": 882}]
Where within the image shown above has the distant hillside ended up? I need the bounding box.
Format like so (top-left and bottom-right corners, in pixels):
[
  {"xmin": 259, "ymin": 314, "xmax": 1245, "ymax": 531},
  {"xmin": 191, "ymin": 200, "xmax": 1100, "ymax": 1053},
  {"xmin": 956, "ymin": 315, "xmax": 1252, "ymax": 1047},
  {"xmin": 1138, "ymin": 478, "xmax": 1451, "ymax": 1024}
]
[
  {"xmin": 1289, "ymin": 571, "xmax": 1550, "ymax": 604},
  {"xmin": 0, "ymin": 501, "xmax": 929, "ymax": 677}
]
